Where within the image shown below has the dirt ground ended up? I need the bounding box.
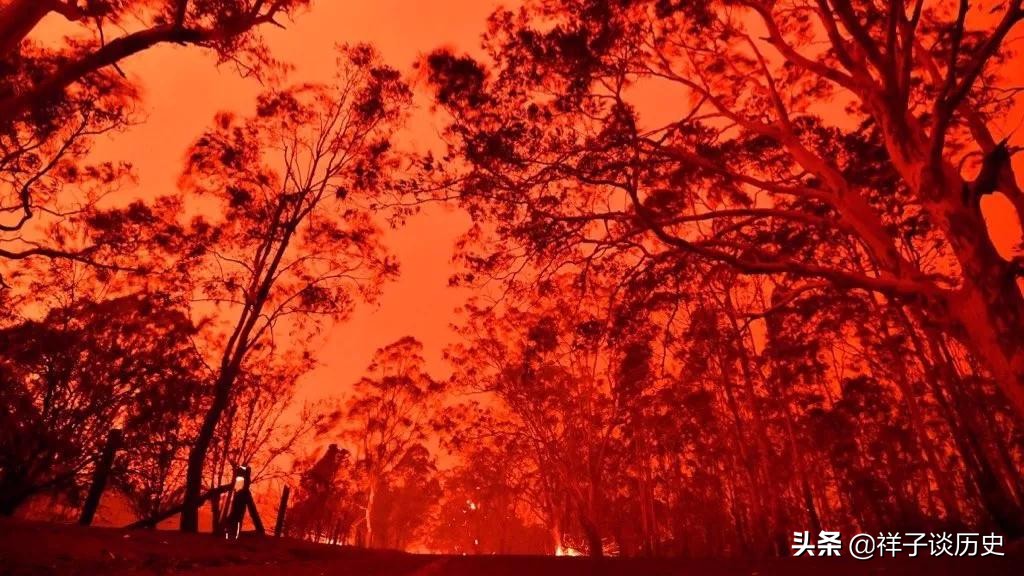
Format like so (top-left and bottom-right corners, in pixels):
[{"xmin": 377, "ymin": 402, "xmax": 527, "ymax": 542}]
[{"xmin": 1, "ymin": 519, "xmax": 1021, "ymax": 575}]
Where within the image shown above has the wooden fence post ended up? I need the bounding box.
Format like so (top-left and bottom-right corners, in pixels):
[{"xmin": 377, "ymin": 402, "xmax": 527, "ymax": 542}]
[
  {"xmin": 224, "ymin": 465, "xmax": 266, "ymax": 539},
  {"xmin": 274, "ymin": 485, "xmax": 290, "ymax": 537},
  {"xmin": 79, "ymin": 428, "xmax": 123, "ymax": 526}
]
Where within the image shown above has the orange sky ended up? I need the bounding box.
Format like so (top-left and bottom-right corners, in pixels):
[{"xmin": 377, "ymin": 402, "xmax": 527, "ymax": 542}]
[{"xmin": 57, "ymin": 1, "xmax": 511, "ymax": 403}]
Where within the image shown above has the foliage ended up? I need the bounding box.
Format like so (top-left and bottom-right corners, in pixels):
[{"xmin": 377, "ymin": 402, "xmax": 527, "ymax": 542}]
[{"xmin": 0, "ymin": 292, "xmax": 203, "ymax": 516}]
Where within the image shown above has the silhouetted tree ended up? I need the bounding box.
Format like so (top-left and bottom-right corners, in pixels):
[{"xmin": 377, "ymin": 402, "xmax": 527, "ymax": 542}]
[
  {"xmin": 175, "ymin": 44, "xmax": 408, "ymax": 532},
  {"xmin": 0, "ymin": 292, "xmax": 203, "ymax": 515},
  {"xmin": 370, "ymin": 444, "xmax": 442, "ymax": 550},
  {"xmin": 332, "ymin": 336, "xmax": 445, "ymax": 548},
  {"xmin": 287, "ymin": 443, "xmax": 363, "ymax": 544}
]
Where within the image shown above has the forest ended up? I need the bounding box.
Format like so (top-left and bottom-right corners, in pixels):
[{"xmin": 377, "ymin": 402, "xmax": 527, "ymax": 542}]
[{"xmin": 1, "ymin": 0, "xmax": 1024, "ymax": 563}]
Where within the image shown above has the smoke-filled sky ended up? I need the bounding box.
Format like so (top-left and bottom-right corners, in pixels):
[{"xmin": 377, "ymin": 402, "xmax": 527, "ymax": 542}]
[
  {"xmin": 36, "ymin": 1, "xmax": 514, "ymax": 403},
  {"xmin": 34, "ymin": 0, "xmax": 1024, "ymax": 408}
]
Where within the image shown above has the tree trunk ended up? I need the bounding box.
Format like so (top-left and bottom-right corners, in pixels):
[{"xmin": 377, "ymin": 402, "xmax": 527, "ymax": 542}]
[
  {"xmin": 948, "ymin": 270, "xmax": 1024, "ymax": 421},
  {"xmin": 635, "ymin": 436, "xmax": 657, "ymax": 557},
  {"xmin": 365, "ymin": 480, "xmax": 376, "ymax": 548},
  {"xmin": 79, "ymin": 428, "xmax": 122, "ymax": 526},
  {"xmin": 180, "ymin": 197, "xmax": 300, "ymax": 533},
  {"xmin": 903, "ymin": 311, "xmax": 1024, "ymax": 536},
  {"xmin": 936, "ymin": 351, "xmax": 1024, "ymax": 537},
  {"xmin": 972, "ymin": 390, "xmax": 1024, "ymax": 502},
  {"xmin": 181, "ymin": 370, "xmax": 235, "ymax": 532},
  {"xmin": 864, "ymin": 90, "xmax": 1024, "ymax": 421},
  {"xmin": 580, "ymin": 516, "xmax": 603, "ymax": 558},
  {"xmin": 210, "ymin": 490, "xmax": 222, "ymax": 535},
  {"xmin": 934, "ymin": 175, "xmax": 1024, "ymax": 418},
  {"xmin": 878, "ymin": 311, "xmax": 964, "ymax": 526},
  {"xmin": 724, "ymin": 287, "xmax": 791, "ymax": 550},
  {"xmin": 878, "ymin": 113, "xmax": 1024, "ymax": 420},
  {"xmin": 713, "ymin": 356, "xmax": 766, "ymax": 548}
]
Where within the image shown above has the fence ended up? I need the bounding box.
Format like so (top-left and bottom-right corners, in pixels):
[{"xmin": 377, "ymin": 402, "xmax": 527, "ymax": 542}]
[{"xmin": 78, "ymin": 428, "xmax": 289, "ymax": 538}]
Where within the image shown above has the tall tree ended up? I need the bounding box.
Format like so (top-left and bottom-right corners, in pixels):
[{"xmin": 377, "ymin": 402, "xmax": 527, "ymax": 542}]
[
  {"xmin": 175, "ymin": 44, "xmax": 409, "ymax": 532},
  {"xmin": 287, "ymin": 443, "xmax": 363, "ymax": 544},
  {"xmin": 336, "ymin": 336, "xmax": 444, "ymax": 548}
]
